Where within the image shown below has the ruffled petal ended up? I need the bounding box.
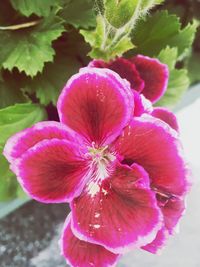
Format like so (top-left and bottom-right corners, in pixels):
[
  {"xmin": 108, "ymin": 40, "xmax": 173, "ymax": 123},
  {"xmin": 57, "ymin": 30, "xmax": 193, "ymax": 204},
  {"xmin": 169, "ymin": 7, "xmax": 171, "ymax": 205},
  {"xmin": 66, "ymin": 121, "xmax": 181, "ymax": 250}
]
[
  {"xmin": 89, "ymin": 58, "xmax": 145, "ymax": 92},
  {"xmin": 161, "ymin": 197, "xmax": 185, "ymax": 235},
  {"xmin": 61, "ymin": 214, "xmax": 120, "ymax": 267},
  {"xmin": 12, "ymin": 139, "xmax": 90, "ymax": 203},
  {"xmin": 142, "ymin": 227, "xmax": 168, "ymax": 254},
  {"xmin": 142, "ymin": 196, "xmax": 185, "ymax": 253},
  {"xmin": 131, "ymin": 55, "xmax": 169, "ymax": 103},
  {"xmin": 133, "ymin": 90, "xmax": 153, "ymax": 117},
  {"xmin": 88, "ymin": 59, "xmax": 107, "ymax": 69},
  {"xmin": 71, "ymin": 163, "xmax": 162, "ymax": 254},
  {"xmin": 151, "ymin": 107, "xmax": 179, "ymax": 132},
  {"xmin": 113, "ymin": 115, "xmax": 190, "ymax": 196},
  {"xmin": 3, "ymin": 121, "xmax": 82, "ymax": 163},
  {"xmin": 57, "ymin": 67, "xmax": 134, "ymax": 146}
]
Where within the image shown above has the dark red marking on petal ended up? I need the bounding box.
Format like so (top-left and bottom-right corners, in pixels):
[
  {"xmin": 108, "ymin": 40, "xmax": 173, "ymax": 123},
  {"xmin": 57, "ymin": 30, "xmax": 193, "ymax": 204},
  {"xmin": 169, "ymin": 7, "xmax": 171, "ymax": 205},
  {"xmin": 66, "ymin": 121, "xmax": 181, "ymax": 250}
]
[
  {"xmin": 57, "ymin": 67, "xmax": 134, "ymax": 146},
  {"xmin": 113, "ymin": 115, "xmax": 190, "ymax": 196},
  {"xmin": 13, "ymin": 139, "xmax": 90, "ymax": 203},
  {"xmin": 89, "ymin": 58, "xmax": 145, "ymax": 92},
  {"xmin": 3, "ymin": 121, "xmax": 83, "ymax": 163},
  {"xmin": 71, "ymin": 163, "xmax": 162, "ymax": 254}
]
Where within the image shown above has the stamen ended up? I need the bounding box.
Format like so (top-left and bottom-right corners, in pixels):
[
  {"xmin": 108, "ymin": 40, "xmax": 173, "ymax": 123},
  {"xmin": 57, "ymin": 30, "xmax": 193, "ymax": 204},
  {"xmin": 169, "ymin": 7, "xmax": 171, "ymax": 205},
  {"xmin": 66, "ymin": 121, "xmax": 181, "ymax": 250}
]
[
  {"xmin": 88, "ymin": 181, "xmax": 100, "ymax": 197},
  {"xmin": 86, "ymin": 144, "xmax": 116, "ymax": 197}
]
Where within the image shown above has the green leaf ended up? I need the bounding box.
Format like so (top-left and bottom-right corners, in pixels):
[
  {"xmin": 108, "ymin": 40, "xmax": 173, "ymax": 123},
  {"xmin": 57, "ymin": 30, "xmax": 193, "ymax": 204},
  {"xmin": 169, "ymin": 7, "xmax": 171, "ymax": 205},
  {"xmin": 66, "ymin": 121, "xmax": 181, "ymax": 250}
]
[
  {"xmin": 10, "ymin": 0, "xmax": 61, "ymax": 17},
  {"xmin": 157, "ymin": 47, "xmax": 192, "ymax": 108},
  {"xmin": 104, "ymin": 0, "xmax": 137, "ymax": 28},
  {"xmin": 108, "ymin": 35, "xmax": 134, "ymax": 58},
  {"xmin": 16, "ymin": 184, "xmax": 27, "ymax": 199},
  {"xmin": 0, "ymin": 15, "xmax": 65, "ymax": 77},
  {"xmin": 80, "ymin": 15, "xmax": 105, "ymax": 46},
  {"xmin": 132, "ymin": 11, "xmax": 197, "ymax": 58},
  {"xmin": 0, "ymin": 103, "xmax": 47, "ymax": 145},
  {"xmin": 88, "ymin": 35, "xmax": 134, "ymax": 61},
  {"xmin": 141, "ymin": 0, "xmax": 164, "ymax": 9},
  {"xmin": 60, "ymin": 0, "xmax": 96, "ymax": 29},
  {"xmin": 0, "ymin": 71, "xmax": 28, "ymax": 109},
  {"xmin": 168, "ymin": 21, "xmax": 198, "ymax": 59},
  {"xmin": 24, "ymin": 31, "xmax": 87, "ymax": 106},
  {"xmin": 0, "ymin": 102, "xmax": 46, "ymax": 201},
  {"xmin": 156, "ymin": 69, "xmax": 190, "ymax": 107},
  {"xmin": 0, "ymin": 146, "xmax": 18, "ymax": 201},
  {"xmin": 104, "ymin": 0, "xmax": 164, "ymax": 28},
  {"xmin": 0, "ymin": 145, "xmax": 27, "ymax": 201},
  {"xmin": 25, "ymin": 51, "xmax": 82, "ymax": 106},
  {"xmin": 187, "ymin": 52, "xmax": 200, "ymax": 84},
  {"xmin": 157, "ymin": 46, "xmax": 190, "ymax": 107},
  {"xmin": 80, "ymin": 16, "xmax": 134, "ymax": 60},
  {"xmin": 158, "ymin": 46, "xmax": 178, "ymax": 70}
]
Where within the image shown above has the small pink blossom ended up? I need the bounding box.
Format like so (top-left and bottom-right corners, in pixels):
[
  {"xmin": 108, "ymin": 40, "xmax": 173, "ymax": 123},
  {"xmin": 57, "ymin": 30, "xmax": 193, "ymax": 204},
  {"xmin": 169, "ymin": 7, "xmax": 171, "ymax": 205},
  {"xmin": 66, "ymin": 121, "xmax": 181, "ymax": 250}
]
[
  {"xmin": 4, "ymin": 67, "xmax": 190, "ymax": 267},
  {"xmin": 89, "ymin": 55, "xmax": 169, "ymax": 104},
  {"xmin": 89, "ymin": 56, "xmax": 179, "ymax": 133}
]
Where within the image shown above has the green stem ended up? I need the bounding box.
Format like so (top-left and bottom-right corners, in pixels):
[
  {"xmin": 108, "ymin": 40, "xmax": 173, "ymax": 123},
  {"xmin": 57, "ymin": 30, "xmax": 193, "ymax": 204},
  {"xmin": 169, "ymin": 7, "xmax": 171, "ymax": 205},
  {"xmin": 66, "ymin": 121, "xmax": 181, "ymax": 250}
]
[
  {"xmin": 141, "ymin": 0, "xmax": 156, "ymax": 14},
  {"xmin": 0, "ymin": 20, "xmax": 40, "ymax": 31},
  {"xmin": 105, "ymin": 0, "xmax": 143, "ymax": 51},
  {"xmin": 101, "ymin": 19, "xmax": 112, "ymax": 50}
]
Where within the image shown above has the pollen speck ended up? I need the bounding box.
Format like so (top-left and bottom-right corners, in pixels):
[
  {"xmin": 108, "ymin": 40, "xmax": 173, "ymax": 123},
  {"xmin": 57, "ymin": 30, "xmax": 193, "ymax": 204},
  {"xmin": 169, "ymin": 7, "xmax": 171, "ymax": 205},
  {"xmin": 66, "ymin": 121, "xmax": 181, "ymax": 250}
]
[
  {"xmin": 94, "ymin": 212, "xmax": 100, "ymax": 218},
  {"xmin": 93, "ymin": 224, "xmax": 101, "ymax": 229},
  {"xmin": 87, "ymin": 182, "xmax": 100, "ymax": 197},
  {"xmin": 102, "ymin": 188, "xmax": 108, "ymax": 195}
]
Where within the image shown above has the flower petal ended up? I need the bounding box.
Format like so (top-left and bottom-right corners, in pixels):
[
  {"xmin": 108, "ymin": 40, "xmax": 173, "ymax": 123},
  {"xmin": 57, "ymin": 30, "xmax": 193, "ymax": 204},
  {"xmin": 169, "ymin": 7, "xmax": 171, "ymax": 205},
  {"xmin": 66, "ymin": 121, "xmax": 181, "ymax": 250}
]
[
  {"xmin": 88, "ymin": 59, "xmax": 107, "ymax": 68},
  {"xmin": 71, "ymin": 163, "xmax": 162, "ymax": 254},
  {"xmin": 57, "ymin": 67, "xmax": 134, "ymax": 146},
  {"xmin": 113, "ymin": 115, "xmax": 190, "ymax": 196},
  {"xmin": 89, "ymin": 58, "xmax": 145, "ymax": 92},
  {"xmin": 133, "ymin": 90, "xmax": 153, "ymax": 117},
  {"xmin": 161, "ymin": 197, "xmax": 185, "ymax": 235},
  {"xmin": 151, "ymin": 107, "xmax": 179, "ymax": 131},
  {"xmin": 142, "ymin": 197, "xmax": 185, "ymax": 253},
  {"xmin": 61, "ymin": 214, "xmax": 120, "ymax": 267},
  {"xmin": 142, "ymin": 227, "xmax": 168, "ymax": 254},
  {"xmin": 12, "ymin": 139, "xmax": 90, "ymax": 203},
  {"xmin": 4, "ymin": 121, "xmax": 82, "ymax": 163},
  {"xmin": 131, "ymin": 55, "xmax": 169, "ymax": 103}
]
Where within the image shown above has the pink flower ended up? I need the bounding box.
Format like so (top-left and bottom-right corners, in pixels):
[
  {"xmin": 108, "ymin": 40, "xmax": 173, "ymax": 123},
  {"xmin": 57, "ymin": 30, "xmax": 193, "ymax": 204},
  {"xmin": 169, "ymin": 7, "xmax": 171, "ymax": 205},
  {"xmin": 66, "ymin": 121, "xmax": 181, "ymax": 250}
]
[
  {"xmin": 88, "ymin": 55, "xmax": 169, "ymax": 104},
  {"xmin": 89, "ymin": 55, "xmax": 179, "ymax": 133},
  {"xmin": 4, "ymin": 68, "xmax": 190, "ymax": 267},
  {"xmin": 131, "ymin": 90, "xmax": 179, "ymax": 132}
]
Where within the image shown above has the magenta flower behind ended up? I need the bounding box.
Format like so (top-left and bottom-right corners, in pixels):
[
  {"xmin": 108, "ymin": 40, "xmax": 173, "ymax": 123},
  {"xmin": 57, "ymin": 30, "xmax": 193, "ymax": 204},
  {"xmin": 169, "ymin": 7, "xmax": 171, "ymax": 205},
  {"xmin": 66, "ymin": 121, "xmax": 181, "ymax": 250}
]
[
  {"xmin": 88, "ymin": 55, "xmax": 169, "ymax": 104},
  {"xmin": 89, "ymin": 55, "xmax": 179, "ymax": 132},
  {"xmin": 4, "ymin": 67, "xmax": 190, "ymax": 267}
]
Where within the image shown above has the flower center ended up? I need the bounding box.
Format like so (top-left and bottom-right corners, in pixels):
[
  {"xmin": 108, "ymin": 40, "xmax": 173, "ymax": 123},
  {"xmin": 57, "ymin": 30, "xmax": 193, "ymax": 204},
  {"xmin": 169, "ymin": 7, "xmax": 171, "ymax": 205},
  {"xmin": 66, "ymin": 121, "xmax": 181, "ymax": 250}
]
[{"xmin": 87, "ymin": 143, "xmax": 116, "ymax": 181}]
